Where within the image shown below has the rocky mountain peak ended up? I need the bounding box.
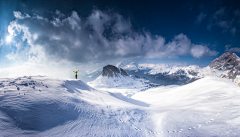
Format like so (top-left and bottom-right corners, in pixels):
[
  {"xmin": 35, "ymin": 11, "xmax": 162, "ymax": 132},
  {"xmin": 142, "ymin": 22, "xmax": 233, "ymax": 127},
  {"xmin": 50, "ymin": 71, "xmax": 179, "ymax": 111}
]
[
  {"xmin": 209, "ymin": 52, "xmax": 240, "ymax": 79},
  {"xmin": 101, "ymin": 65, "xmax": 128, "ymax": 78}
]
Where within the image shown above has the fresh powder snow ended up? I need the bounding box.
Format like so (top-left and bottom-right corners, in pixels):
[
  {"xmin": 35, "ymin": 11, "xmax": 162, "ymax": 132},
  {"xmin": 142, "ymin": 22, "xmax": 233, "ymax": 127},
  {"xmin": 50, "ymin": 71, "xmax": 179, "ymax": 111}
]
[{"xmin": 1, "ymin": 75, "xmax": 240, "ymax": 136}]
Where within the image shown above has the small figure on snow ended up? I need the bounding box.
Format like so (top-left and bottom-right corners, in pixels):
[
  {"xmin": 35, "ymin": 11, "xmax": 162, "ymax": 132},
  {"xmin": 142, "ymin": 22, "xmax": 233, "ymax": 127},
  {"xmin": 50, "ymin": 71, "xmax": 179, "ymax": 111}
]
[{"xmin": 73, "ymin": 70, "xmax": 79, "ymax": 79}]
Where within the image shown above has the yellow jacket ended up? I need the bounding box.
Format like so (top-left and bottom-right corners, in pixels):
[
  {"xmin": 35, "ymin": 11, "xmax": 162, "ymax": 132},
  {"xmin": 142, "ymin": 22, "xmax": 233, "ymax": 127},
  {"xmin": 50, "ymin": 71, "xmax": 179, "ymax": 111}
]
[{"xmin": 73, "ymin": 70, "xmax": 79, "ymax": 75}]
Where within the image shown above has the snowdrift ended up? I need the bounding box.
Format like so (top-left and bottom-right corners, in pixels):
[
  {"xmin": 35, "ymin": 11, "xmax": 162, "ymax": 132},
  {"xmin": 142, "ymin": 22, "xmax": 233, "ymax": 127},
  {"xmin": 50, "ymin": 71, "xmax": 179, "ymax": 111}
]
[
  {"xmin": 0, "ymin": 76, "xmax": 240, "ymax": 136},
  {"xmin": 132, "ymin": 76, "xmax": 240, "ymax": 136},
  {"xmin": 0, "ymin": 76, "xmax": 151, "ymax": 137}
]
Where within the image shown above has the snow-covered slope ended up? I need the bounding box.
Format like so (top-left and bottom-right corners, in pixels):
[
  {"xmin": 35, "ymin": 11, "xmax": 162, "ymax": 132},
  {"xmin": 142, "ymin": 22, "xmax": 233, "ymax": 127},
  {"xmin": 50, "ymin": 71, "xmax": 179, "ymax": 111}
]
[
  {"xmin": 132, "ymin": 76, "xmax": 240, "ymax": 136},
  {"xmin": 121, "ymin": 53, "xmax": 240, "ymax": 85},
  {"xmin": 123, "ymin": 63, "xmax": 200, "ymax": 85},
  {"xmin": 0, "ymin": 76, "xmax": 152, "ymax": 137},
  {"xmin": 1, "ymin": 76, "xmax": 240, "ymax": 136},
  {"xmin": 209, "ymin": 52, "xmax": 240, "ymax": 83},
  {"xmin": 88, "ymin": 64, "xmax": 152, "ymax": 89},
  {"xmin": 79, "ymin": 68, "xmax": 103, "ymax": 83}
]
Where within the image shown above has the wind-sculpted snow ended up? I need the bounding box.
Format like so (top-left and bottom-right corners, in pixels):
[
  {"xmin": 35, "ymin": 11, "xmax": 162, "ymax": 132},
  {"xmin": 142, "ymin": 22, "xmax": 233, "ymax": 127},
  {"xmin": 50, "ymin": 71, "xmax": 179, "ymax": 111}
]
[
  {"xmin": 132, "ymin": 76, "xmax": 240, "ymax": 136},
  {"xmin": 1, "ymin": 76, "xmax": 240, "ymax": 136},
  {"xmin": 0, "ymin": 76, "xmax": 153, "ymax": 136}
]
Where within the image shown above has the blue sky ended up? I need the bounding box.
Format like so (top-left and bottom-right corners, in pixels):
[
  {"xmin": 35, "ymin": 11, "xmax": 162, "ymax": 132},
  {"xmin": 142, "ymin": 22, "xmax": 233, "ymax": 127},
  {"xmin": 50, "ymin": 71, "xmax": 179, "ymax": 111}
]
[{"xmin": 0, "ymin": 0, "xmax": 240, "ymax": 78}]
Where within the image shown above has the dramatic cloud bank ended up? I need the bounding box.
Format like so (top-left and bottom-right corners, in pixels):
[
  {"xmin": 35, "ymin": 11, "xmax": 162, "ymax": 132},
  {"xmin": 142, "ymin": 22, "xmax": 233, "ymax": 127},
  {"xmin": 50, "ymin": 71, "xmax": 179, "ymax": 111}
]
[{"xmin": 6, "ymin": 10, "xmax": 218, "ymax": 64}]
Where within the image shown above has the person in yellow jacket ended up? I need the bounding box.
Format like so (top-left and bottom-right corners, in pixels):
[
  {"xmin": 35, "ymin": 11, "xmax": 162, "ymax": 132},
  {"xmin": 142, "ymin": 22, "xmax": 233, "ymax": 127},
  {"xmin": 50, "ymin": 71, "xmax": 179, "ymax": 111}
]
[
  {"xmin": 73, "ymin": 70, "xmax": 79, "ymax": 79},
  {"xmin": 238, "ymin": 83, "xmax": 240, "ymax": 87}
]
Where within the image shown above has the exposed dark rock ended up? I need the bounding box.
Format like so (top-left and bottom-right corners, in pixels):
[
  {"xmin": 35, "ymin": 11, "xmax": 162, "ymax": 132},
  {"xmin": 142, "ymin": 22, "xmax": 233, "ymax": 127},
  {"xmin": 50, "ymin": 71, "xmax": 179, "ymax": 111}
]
[
  {"xmin": 209, "ymin": 52, "xmax": 240, "ymax": 79},
  {"xmin": 188, "ymin": 70, "xmax": 198, "ymax": 76},
  {"xmin": 100, "ymin": 65, "xmax": 128, "ymax": 78},
  {"xmin": 120, "ymin": 68, "xmax": 128, "ymax": 76}
]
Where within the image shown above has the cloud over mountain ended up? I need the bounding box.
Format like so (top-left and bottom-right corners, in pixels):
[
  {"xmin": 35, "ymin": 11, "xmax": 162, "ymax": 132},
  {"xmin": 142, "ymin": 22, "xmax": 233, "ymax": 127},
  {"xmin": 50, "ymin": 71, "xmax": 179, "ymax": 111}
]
[{"xmin": 7, "ymin": 10, "xmax": 218, "ymax": 64}]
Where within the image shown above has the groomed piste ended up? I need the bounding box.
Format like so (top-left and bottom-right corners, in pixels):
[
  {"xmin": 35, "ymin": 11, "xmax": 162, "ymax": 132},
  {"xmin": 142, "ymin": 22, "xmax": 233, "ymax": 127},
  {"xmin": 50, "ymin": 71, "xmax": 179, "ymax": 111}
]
[{"xmin": 0, "ymin": 76, "xmax": 240, "ymax": 136}]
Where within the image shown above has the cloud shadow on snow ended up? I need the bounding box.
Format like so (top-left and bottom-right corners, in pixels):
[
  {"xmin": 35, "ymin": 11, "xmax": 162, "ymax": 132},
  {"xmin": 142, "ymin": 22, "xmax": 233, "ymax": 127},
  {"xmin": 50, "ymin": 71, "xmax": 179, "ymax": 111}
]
[
  {"xmin": 109, "ymin": 92, "xmax": 149, "ymax": 107},
  {"xmin": 0, "ymin": 102, "xmax": 79, "ymax": 131}
]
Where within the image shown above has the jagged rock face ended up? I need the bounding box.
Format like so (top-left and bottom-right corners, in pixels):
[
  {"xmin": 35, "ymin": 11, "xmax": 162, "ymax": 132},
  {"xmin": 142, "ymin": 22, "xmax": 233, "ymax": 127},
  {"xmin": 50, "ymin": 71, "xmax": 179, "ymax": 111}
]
[
  {"xmin": 101, "ymin": 65, "xmax": 128, "ymax": 78},
  {"xmin": 120, "ymin": 68, "xmax": 128, "ymax": 76},
  {"xmin": 209, "ymin": 53, "xmax": 240, "ymax": 79}
]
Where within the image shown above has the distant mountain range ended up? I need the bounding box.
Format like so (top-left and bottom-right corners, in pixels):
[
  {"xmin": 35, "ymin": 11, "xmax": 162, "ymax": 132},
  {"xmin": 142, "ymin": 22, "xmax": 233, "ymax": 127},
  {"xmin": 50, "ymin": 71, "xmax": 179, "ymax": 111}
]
[
  {"xmin": 87, "ymin": 65, "xmax": 159, "ymax": 91},
  {"xmin": 84, "ymin": 52, "xmax": 240, "ymax": 86}
]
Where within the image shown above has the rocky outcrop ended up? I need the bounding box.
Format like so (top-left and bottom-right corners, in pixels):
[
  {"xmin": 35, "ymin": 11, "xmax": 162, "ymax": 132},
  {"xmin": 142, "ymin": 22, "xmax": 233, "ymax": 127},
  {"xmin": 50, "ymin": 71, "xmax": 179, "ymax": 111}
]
[
  {"xmin": 100, "ymin": 65, "xmax": 128, "ymax": 78},
  {"xmin": 209, "ymin": 53, "xmax": 240, "ymax": 79}
]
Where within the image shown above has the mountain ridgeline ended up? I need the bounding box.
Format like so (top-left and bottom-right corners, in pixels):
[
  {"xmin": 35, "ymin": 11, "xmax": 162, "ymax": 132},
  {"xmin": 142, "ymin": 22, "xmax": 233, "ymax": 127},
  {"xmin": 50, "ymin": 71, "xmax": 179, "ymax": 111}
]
[
  {"xmin": 101, "ymin": 65, "xmax": 128, "ymax": 78},
  {"xmin": 84, "ymin": 52, "xmax": 240, "ymax": 85},
  {"xmin": 209, "ymin": 53, "xmax": 240, "ymax": 80}
]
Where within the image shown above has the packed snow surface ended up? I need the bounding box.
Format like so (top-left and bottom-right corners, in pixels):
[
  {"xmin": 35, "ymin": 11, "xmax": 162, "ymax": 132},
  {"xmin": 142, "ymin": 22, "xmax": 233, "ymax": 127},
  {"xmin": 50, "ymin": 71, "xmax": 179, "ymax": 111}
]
[{"xmin": 1, "ymin": 76, "xmax": 240, "ymax": 136}]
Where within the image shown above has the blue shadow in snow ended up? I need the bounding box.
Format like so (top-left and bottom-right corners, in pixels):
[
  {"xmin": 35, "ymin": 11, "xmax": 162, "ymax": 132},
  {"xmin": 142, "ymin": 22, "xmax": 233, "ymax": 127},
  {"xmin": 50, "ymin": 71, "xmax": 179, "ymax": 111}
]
[
  {"xmin": 0, "ymin": 102, "xmax": 79, "ymax": 131},
  {"xmin": 109, "ymin": 93, "xmax": 149, "ymax": 107}
]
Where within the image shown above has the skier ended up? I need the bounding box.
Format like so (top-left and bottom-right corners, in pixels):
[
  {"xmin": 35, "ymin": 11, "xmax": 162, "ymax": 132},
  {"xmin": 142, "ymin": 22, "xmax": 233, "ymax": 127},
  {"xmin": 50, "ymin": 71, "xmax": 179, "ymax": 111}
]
[{"xmin": 73, "ymin": 70, "xmax": 79, "ymax": 79}]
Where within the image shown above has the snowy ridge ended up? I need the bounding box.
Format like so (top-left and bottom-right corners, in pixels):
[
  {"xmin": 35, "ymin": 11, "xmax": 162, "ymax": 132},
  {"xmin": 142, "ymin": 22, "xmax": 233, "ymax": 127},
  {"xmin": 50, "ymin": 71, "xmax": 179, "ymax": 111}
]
[
  {"xmin": 88, "ymin": 65, "xmax": 155, "ymax": 89},
  {"xmin": 88, "ymin": 75, "xmax": 146, "ymax": 88},
  {"xmin": 1, "ymin": 76, "xmax": 240, "ymax": 136},
  {"xmin": 87, "ymin": 64, "xmax": 159, "ymax": 97},
  {"xmin": 120, "ymin": 53, "xmax": 240, "ymax": 85},
  {"xmin": 0, "ymin": 76, "xmax": 152, "ymax": 136},
  {"xmin": 79, "ymin": 68, "xmax": 103, "ymax": 83},
  {"xmin": 131, "ymin": 76, "xmax": 240, "ymax": 136},
  {"xmin": 122, "ymin": 62, "xmax": 138, "ymax": 71},
  {"xmin": 116, "ymin": 62, "xmax": 125, "ymax": 69}
]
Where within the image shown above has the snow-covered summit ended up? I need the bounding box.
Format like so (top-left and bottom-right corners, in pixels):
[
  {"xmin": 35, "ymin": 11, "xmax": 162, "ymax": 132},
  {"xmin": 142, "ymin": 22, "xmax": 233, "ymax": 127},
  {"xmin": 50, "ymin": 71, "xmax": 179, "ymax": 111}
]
[
  {"xmin": 87, "ymin": 65, "xmax": 156, "ymax": 93},
  {"xmin": 118, "ymin": 53, "xmax": 240, "ymax": 85},
  {"xmin": 101, "ymin": 65, "xmax": 128, "ymax": 78},
  {"xmin": 116, "ymin": 62, "xmax": 125, "ymax": 69},
  {"xmin": 209, "ymin": 52, "xmax": 240, "ymax": 79},
  {"xmin": 122, "ymin": 62, "xmax": 138, "ymax": 71}
]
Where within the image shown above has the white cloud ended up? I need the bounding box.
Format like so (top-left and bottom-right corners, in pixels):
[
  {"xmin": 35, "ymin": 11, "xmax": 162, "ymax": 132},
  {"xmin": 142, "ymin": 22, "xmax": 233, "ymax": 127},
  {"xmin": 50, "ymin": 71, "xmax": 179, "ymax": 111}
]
[
  {"xmin": 225, "ymin": 45, "xmax": 240, "ymax": 53},
  {"xmin": 87, "ymin": 10, "xmax": 111, "ymax": 34},
  {"xmin": 227, "ymin": 47, "xmax": 240, "ymax": 53},
  {"xmin": 13, "ymin": 11, "xmax": 30, "ymax": 19},
  {"xmin": 190, "ymin": 44, "xmax": 219, "ymax": 58},
  {"xmin": 195, "ymin": 12, "xmax": 207, "ymax": 24},
  {"xmin": 7, "ymin": 10, "xmax": 219, "ymax": 66},
  {"xmin": 0, "ymin": 61, "xmax": 76, "ymax": 79},
  {"xmin": 14, "ymin": 11, "xmax": 24, "ymax": 19},
  {"xmin": 114, "ymin": 14, "xmax": 132, "ymax": 33},
  {"xmin": 208, "ymin": 7, "xmax": 239, "ymax": 35},
  {"xmin": 145, "ymin": 33, "xmax": 192, "ymax": 58}
]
